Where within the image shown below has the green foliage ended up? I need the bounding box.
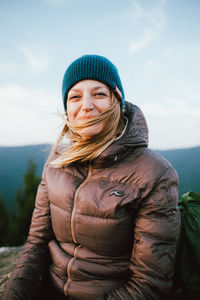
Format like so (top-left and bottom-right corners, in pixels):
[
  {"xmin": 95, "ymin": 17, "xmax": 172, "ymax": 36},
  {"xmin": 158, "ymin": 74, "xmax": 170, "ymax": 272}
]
[
  {"xmin": 1, "ymin": 159, "xmax": 41, "ymax": 246},
  {"xmin": 173, "ymin": 191, "xmax": 200, "ymax": 299},
  {"xmin": 13, "ymin": 159, "xmax": 41, "ymax": 245}
]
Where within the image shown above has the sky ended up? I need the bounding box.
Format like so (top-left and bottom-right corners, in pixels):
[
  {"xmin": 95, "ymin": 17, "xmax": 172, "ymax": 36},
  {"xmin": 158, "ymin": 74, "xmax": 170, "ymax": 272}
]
[{"xmin": 0, "ymin": 0, "xmax": 200, "ymax": 150}]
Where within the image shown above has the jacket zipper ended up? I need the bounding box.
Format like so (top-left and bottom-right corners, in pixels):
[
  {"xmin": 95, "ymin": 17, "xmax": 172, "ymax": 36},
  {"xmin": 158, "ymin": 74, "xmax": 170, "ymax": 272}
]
[
  {"xmin": 71, "ymin": 162, "xmax": 92, "ymax": 244},
  {"xmin": 67, "ymin": 257, "xmax": 76, "ymax": 280},
  {"xmin": 65, "ymin": 256, "xmax": 76, "ymax": 295},
  {"xmin": 65, "ymin": 163, "xmax": 92, "ymax": 294},
  {"xmin": 67, "ymin": 244, "xmax": 82, "ymax": 280},
  {"xmin": 65, "ymin": 245, "xmax": 82, "ymax": 295}
]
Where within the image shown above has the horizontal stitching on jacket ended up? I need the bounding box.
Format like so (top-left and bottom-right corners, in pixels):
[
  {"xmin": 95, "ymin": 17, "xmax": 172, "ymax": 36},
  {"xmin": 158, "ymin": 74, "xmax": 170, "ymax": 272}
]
[
  {"xmin": 85, "ymin": 178, "xmax": 134, "ymax": 185},
  {"xmin": 47, "ymin": 163, "xmax": 85, "ymax": 181},
  {"xmin": 50, "ymin": 202, "xmax": 70, "ymax": 214},
  {"xmin": 138, "ymin": 231, "xmax": 178, "ymax": 243},
  {"xmin": 78, "ymin": 213, "xmax": 130, "ymax": 220}
]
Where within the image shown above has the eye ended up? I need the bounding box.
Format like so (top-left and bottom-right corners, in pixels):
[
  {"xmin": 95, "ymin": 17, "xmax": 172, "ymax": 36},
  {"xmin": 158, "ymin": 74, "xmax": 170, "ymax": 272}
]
[
  {"xmin": 68, "ymin": 95, "xmax": 80, "ymax": 101},
  {"xmin": 94, "ymin": 92, "xmax": 107, "ymax": 97}
]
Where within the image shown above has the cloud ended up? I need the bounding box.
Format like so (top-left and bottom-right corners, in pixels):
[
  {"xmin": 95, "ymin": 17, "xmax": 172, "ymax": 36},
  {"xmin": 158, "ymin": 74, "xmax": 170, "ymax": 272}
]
[
  {"xmin": 129, "ymin": 0, "xmax": 143, "ymax": 19},
  {"xmin": 141, "ymin": 96, "xmax": 200, "ymax": 149},
  {"xmin": 0, "ymin": 84, "xmax": 29, "ymax": 101},
  {"xmin": 21, "ymin": 46, "xmax": 50, "ymax": 73},
  {"xmin": 128, "ymin": 0, "xmax": 166, "ymax": 54},
  {"xmin": 163, "ymin": 49, "xmax": 173, "ymax": 57},
  {"xmin": 129, "ymin": 30, "xmax": 154, "ymax": 54},
  {"xmin": 142, "ymin": 96, "xmax": 200, "ymax": 117},
  {"xmin": 0, "ymin": 61, "xmax": 21, "ymax": 75},
  {"xmin": 0, "ymin": 84, "xmax": 61, "ymax": 113},
  {"xmin": 0, "ymin": 84, "xmax": 62, "ymax": 146}
]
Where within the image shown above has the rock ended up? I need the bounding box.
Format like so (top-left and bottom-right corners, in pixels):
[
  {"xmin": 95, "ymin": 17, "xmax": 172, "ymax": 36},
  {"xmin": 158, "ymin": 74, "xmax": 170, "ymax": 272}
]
[{"xmin": 0, "ymin": 246, "xmax": 23, "ymax": 296}]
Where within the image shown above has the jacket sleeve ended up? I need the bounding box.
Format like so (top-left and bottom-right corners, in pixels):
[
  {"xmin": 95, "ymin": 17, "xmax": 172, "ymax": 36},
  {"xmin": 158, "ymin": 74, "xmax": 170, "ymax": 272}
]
[
  {"xmin": 105, "ymin": 166, "xmax": 180, "ymax": 300},
  {"xmin": 1, "ymin": 162, "xmax": 54, "ymax": 300}
]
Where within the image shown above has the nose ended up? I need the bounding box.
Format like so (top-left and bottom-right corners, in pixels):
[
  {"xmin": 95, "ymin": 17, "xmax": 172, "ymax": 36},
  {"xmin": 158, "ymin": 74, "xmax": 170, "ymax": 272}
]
[{"xmin": 81, "ymin": 94, "xmax": 94, "ymax": 111}]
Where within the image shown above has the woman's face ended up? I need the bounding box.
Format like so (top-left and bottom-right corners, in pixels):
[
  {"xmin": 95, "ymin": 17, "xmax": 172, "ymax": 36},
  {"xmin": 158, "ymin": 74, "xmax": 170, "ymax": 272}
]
[{"xmin": 66, "ymin": 80, "xmax": 111, "ymax": 137}]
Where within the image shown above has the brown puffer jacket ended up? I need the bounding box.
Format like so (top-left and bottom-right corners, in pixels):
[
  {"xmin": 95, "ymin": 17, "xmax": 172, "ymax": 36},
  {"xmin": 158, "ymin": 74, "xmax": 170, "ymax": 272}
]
[{"xmin": 1, "ymin": 102, "xmax": 180, "ymax": 300}]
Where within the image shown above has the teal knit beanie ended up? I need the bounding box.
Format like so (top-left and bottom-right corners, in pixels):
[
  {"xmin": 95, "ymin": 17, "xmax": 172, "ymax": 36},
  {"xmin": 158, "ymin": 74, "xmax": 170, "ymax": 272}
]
[{"xmin": 62, "ymin": 55, "xmax": 125, "ymax": 111}]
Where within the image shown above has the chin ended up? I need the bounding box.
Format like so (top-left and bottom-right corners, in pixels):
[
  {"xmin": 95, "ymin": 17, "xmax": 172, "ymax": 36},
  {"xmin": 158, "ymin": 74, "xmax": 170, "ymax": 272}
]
[
  {"xmin": 80, "ymin": 130, "xmax": 100, "ymax": 137},
  {"xmin": 80, "ymin": 124, "xmax": 103, "ymax": 137}
]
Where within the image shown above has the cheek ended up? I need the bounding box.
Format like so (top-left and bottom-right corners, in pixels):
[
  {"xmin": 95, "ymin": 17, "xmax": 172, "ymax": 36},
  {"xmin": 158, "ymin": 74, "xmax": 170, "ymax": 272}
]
[
  {"xmin": 103, "ymin": 100, "xmax": 111, "ymax": 111},
  {"xmin": 66, "ymin": 103, "xmax": 77, "ymax": 122},
  {"xmin": 97, "ymin": 98, "xmax": 111, "ymax": 112}
]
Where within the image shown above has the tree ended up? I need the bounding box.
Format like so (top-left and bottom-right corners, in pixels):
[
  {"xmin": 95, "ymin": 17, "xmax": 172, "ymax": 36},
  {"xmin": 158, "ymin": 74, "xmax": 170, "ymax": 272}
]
[{"xmin": 11, "ymin": 159, "xmax": 41, "ymax": 246}]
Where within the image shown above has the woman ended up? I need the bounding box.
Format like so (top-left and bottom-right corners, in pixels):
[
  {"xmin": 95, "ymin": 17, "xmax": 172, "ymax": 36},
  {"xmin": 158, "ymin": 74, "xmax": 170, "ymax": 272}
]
[{"xmin": 1, "ymin": 55, "xmax": 180, "ymax": 300}]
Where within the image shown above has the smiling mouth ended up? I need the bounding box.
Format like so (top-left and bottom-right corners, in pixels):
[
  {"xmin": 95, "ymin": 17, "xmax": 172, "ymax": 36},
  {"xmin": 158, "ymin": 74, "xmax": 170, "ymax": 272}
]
[{"xmin": 79, "ymin": 115, "xmax": 95, "ymax": 120}]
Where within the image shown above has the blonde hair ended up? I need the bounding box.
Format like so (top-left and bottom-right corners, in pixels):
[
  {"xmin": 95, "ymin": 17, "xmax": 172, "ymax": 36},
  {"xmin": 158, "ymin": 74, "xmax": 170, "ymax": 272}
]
[{"xmin": 50, "ymin": 92, "xmax": 124, "ymax": 168}]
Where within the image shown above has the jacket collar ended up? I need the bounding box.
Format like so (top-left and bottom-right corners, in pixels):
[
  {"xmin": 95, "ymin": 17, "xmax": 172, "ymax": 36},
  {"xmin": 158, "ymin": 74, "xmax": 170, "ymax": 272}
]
[{"xmin": 91, "ymin": 101, "xmax": 149, "ymax": 169}]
